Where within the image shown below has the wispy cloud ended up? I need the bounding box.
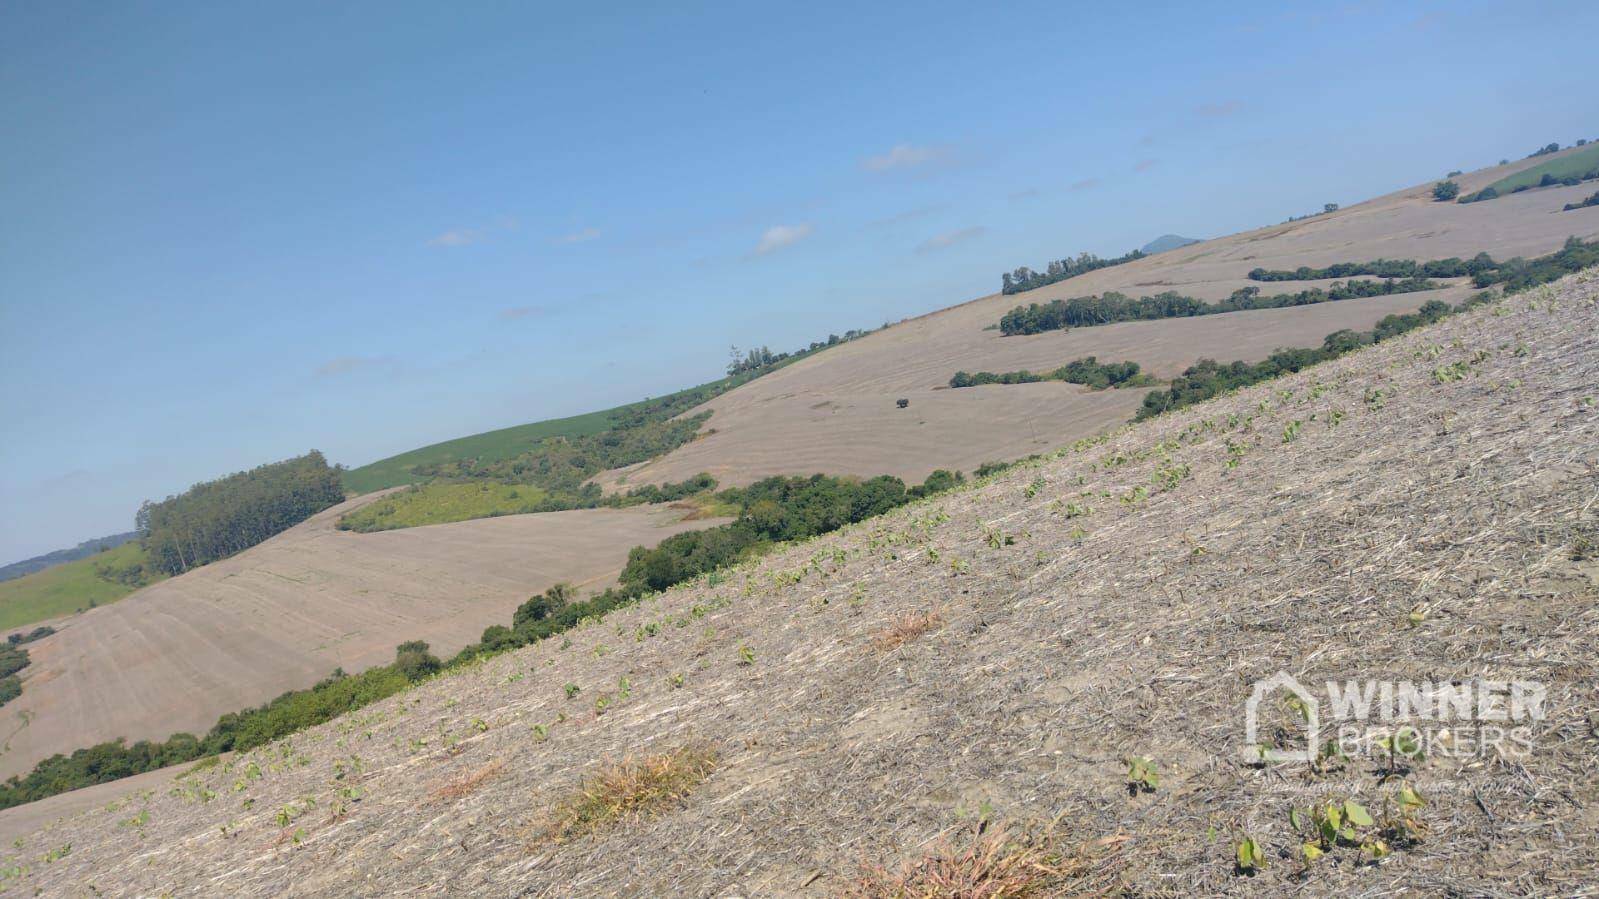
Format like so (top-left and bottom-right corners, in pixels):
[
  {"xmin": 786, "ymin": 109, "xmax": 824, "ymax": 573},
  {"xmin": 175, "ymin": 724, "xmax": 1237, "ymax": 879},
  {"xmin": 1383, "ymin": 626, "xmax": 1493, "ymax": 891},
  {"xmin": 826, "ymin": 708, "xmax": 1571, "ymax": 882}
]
[
  {"xmin": 1069, "ymin": 178, "xmax": 1102, "ymax": 191},
  {"xmin": 315, "ymin": 355, "xmax": 393, "ymax": 377},
  {"xmin": 866, "ymin": 204, "xmax": 947, "ymax": 229},
  {"xmin": 554, "ymin": 227, "xmax": 601, "ymax": 245},
  {"xmin": 427, "ymin": 216, "xmax": 518, "ymax": 248},
  {"xmin": 428, "ymin": 229, "xmax": 482, "ymax": 247},
  {"xmin": 1008, "ymin": 187, "xmax": 1042, "ymax": 202},
  {"xmin": 1133, "ymin": 159, "xmax": 1159, "ymax": 173},
  {"xmin": 915, "ymin": 226, "xmax": 985, "ymax": 255},
  {"xmin": 499, "ymin": 305, "xmax": 551, "ymax": 321},
  {"xmin": 1197, "ymin": 100, "xmax": 1242, "ymax": 118},
  {"xmin": 754, "ymin": 223, "xmax": 813, "ymax": 256},
  {"xmin": 862, "ymin": 144, "xmax": 944, "ymax": 173}
]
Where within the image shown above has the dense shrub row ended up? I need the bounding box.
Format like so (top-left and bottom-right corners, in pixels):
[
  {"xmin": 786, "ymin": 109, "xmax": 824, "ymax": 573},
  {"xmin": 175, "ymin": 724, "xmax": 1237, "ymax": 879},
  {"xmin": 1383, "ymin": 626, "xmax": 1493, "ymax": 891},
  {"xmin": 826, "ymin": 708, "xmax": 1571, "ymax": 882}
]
[
  {"xmin": 0, "ymin": 643, "xmax": 33, "ymax": 711},
  {"xmin": 997, "ymin": 278, "xmax": 1439, "ymax": 336},
  {"xmin": 1000, "ymin": 249, "xmax": 1146, "ymax": 295},
  {"xmin": 1564, "ymin": 191, "xmax": 1599, "ymax": 212},
  {"xmin": 949, "ymin": 357, "xmax": 1153, "ymax": 390},
  {"xmin": 1135, "ymin": 237, "xmax": 1594, "ymax": 421},
  {"xmin": 1134, "ymin": 301, "xmax": 1457, "ymax": 420},
  {"xmin": 1470, "ymin": 237, "xmax": 1598, "ymax": 292},
  {"xmin": 1247, "ymin": 254, "xmax": 1497, "ymax": 282},
  {"xmin": 138, "ymin": 452, "xmax": 346, "ymax": 575}
]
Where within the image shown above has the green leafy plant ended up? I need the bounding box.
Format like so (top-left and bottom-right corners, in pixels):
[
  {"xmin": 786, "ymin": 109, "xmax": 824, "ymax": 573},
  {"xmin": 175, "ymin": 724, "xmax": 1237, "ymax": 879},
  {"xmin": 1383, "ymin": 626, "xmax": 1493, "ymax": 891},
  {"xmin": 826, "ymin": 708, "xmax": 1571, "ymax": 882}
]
[
  {"xmin": 1376, "ymin": 726, "xmax": 1425, "ymax": 775},
  {"xmin": 1124, "ymin": 756, "xmax": 1159, "ymax": 794},
  {"xmin": 1235, "ymin": 834, "xmax": 1266, "ymax": 874}
]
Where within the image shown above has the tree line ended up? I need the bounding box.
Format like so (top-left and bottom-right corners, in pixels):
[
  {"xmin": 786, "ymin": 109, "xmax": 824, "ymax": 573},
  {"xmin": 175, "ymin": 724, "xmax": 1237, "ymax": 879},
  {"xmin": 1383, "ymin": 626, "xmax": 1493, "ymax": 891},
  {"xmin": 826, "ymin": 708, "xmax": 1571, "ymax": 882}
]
[
  {"xmin": 949, "ymin": 357, "xmax": 1153, "ymax": 390},
  {"xmin": 138, "ymin": 452, "xmax": 346, "ymax": 576},
  {"xmin": 726, "ymin": 327, "xmax": 874, "ymax": 376},
  {"xmin": 0, "ymin": 629, "xmax": 49, "ymax": 710},
  {"xmin": 1247, "ymin": 254, "xmax": 1498, "ymax": 282},
  {"xmin": 996, "ymin": 278, "xmax": 1440, "ymax": 336},
  {"xmin": 1000, "ymin": 249, "xmax": 1146, "ymax": 295}
]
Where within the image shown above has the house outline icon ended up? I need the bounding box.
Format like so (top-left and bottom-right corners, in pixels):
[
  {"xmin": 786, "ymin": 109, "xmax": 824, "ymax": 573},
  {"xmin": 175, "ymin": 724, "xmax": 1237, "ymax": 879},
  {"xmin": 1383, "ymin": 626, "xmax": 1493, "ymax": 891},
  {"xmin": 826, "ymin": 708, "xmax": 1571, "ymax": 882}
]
[{"xmin": 1246, "ymin": 671, "xmax": 1319, "ymax": 763}]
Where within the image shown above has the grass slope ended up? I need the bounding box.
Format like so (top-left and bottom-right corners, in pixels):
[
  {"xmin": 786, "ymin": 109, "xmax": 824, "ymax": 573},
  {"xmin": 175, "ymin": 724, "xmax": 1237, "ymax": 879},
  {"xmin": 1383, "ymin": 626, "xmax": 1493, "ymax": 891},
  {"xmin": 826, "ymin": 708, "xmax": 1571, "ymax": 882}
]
[
  {"xmin": 342, "ymin": 407, "xmax": 622, "ymax": 495},
  {"xmin": 0, "ymin": 543, "xmax": 161, "ymax": 632},
  {"xmin": 6, "ymin": 271, "xmax": 1595, "ymax": 894},
  {"xmin": 343, "ymin": 335, "xmax": 877, "ymax": 496},
  {"xmin": 1484, "ymin": 142, "xmax": 1599, "ymax": 194},
  {"xmin": 338, "ymin": 482, "xmax": 555, "ymax": 531}
]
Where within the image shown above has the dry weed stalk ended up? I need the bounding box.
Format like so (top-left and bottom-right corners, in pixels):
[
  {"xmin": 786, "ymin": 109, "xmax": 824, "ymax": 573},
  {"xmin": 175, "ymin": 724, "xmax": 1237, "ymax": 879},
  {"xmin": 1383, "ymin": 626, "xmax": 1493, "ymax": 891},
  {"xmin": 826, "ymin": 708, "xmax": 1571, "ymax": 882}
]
[
  {"xmin": 538, "ymin": 743, "xmax": 717, "ymax": 842},
  {"xmin": 846, "ymin": 826, "xmax": 1089, "ymax": 898},
  {"xmin": 428, "ymin": 758, "xmax": 506, "ymax": 803},
  {"xmin": 871, "ymin": 610, "xmax": 945, "ymax": 651}
]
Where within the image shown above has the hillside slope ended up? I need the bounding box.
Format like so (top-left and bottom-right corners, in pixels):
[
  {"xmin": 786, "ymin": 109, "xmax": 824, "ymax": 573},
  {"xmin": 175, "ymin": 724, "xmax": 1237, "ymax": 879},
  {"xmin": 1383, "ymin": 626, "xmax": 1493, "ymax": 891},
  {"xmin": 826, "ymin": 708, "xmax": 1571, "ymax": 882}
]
[
  {"xmin": 7, "ymin": 269, "xmax": 1594, "ymax": 896},
  {"xmin": 0, "ymin": 499, "xmax": 726, "ymax": 782},
  {"xmin": 0, "ymin": 533, "xmax": 138, "ymax": 584},
  {"xmin": 601, "ymin": 153, "xmax": 1599, "ymax": 491},
  {"xmin": 0, "ymin": 542, "xmax": 158, "ymax": 633}
]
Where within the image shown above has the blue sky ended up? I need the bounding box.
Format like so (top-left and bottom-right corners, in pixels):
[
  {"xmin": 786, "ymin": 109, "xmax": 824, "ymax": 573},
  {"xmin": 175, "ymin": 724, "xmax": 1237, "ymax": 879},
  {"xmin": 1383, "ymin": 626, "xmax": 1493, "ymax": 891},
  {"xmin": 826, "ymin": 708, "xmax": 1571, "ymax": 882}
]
[{"xmin": 2, "ymin": 0, "xmax": 1596, "ymax": 563}]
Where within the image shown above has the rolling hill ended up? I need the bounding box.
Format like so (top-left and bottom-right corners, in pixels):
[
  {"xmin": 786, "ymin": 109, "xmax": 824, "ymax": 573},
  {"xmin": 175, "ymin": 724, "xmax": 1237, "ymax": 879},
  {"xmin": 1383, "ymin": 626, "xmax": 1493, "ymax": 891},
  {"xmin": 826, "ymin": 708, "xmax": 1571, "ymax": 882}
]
[
  {"xmin": 3, "ymin": 148, "xmax": 1596, "ymax": 839},
  {"xmin": 4, "ymin": 266, "xmax": 1593, "ymax": 895},
  {"xmin": 0, "ymin": 542, "xmax": 160, "ymax": 634},
  {"xmin": 0, "ymin": 533, "xmax": 138, "ymax": 584},
  {"xmin": 592, "ymin": 155, "xmax": 1599, "ymax": 493},
  {"xmin": 0, "ymin": 496, "xmax": 727, "ymax": 782}
]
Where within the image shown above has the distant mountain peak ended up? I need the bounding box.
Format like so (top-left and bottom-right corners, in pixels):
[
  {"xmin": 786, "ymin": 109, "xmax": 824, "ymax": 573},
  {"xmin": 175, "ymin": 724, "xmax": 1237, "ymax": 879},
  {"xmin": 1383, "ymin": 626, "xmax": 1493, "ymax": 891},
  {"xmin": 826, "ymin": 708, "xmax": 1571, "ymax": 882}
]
[{"xmin": 1141, "ymin": 234, "xmax": 1202, "ymax": 254}]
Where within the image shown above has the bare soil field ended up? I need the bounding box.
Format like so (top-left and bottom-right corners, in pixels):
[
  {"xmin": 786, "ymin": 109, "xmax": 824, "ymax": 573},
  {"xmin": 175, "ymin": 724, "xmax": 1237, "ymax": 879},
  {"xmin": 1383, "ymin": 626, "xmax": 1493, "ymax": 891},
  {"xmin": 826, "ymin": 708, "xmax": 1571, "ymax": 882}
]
[
  {"xmin": 603, "ymin": 152, "xmax": 1599, "ymax": 489},
  {"xmin": 0, "ymin": 498, "xmax": 727, "ymax": 782},
  {"xmin": 7, "ymin": 269, "xmax": 1593, "ymax": 896}
]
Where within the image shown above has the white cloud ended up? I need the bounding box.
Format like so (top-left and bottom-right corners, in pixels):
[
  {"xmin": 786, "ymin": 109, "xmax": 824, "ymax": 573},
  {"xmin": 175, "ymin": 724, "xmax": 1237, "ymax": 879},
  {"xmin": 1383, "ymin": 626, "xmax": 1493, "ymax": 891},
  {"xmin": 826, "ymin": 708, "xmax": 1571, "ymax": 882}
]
[
  {"xmin": 915, "ymin": 226, "xmax": 985, "ymax": 255},
  {"xmin": 428, "ymin": 229, "xmax": 481, "ymax": 247},
  {"xmin": 554, "ymin": 227, "xmax": 601, "ymax": 245},
  {"xmin": 427, "ymin": 216, "xmax": 518, "ymax": 248},
  {"xmin": 1069, "ymin": 178, "xmax": 1102, "ymax": 191},
  {"xmin": 1134, "ymin": 158, "xmax": 1159, "ymax": 173},
  {"xmin": 754, "ymin": 223, "xmax": 813, "ymax": 256},
  {"xmin": 862, "ymin": 144, "xmax": 943, "ymax": 172}
]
